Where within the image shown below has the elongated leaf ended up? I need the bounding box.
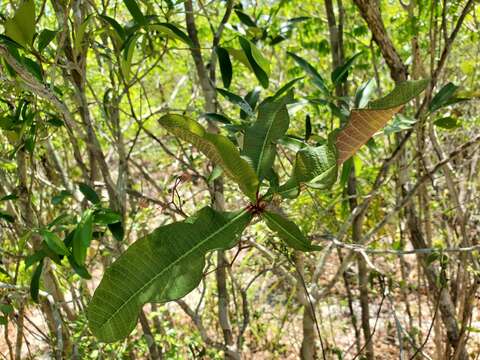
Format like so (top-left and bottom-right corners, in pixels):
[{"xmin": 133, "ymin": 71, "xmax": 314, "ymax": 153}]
[
  {"xmin": 79, "ymin": 183, "xmax": 100, "ymax": 204},
  {"xmin": 434, "ymin": 116, "xmax": 460, "ymax": 129},
  {"xmin": 243, "ymin": 91, "xmax": 293, "ymax": 181},
  {"xmin": 331, "ymin": 52, "xmax": 362, "ymax": 85},
  {"xmin": 217, "ymin": 47, "xmax": 232, "ymax": 88},
  {"xmin": 87, "ymin": 206, "xmax": 252, "ymax": 342},
  {"xmin": 40, "ymin": 229, "xmax": 69, "ymax": 256},
  {"xmin": 0, "ymin": 211, "xmax": 14, "ymax": 223},
  {"xmin": 5, "ymin": 0, "xmax": 35, "ymax": 47},
  {"xmin": 148, "ymin": 23, "xmax": 193, "ymax": 47},
  {"xmin": 94, "ymin": 208, "xmax": 122, "ymax": 225},
  {"xmin": 217, "ymin": 88, "xmax": 254, "ymax": 117},
  {"xmin": 429, "ymin": 82, "xmax": 458, "ymax": 113},
  {"xmin": 30, "ymin": 259, "xmax": 43, "ymax": 303},
  {"xmin": 108, "ymin": 221, "xmax": 124, "ymax": 241},
  {"xmin": 335, "ymin": 79, "xmax": 428, "ymax": 164},
  {"xmin": 123, "ymin": 0, "xmax": 146, "ymax": 25},
  {"xmin": 99, "ymin": 15, "xmax": 126, "ymax": 41},
  {"xmin": 287, "ymin": 52, "xmax": 329, "ymax": 94},
  {"xmin": 262, "ymin": 211, "xmax": 320, "ymax": 251},
  {"xmin": 235, "ymin": 10, "xmax": 256, "ymax": 27},
  {"xmin": 159, "ymin": 114, "xmax": 259, "ymax": 199},
  {"xmin": 72, "ymin": 209, "xmax": 94, "ymax": 265},
  {"xmin": 239, "ymin": 37, "xmax": 270, "ymax": 88}
]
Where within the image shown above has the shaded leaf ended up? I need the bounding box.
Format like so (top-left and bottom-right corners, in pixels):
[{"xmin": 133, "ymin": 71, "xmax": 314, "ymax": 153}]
[
  {"xmin": 239, "ymin": 37, "xmax": 270, "ymax": 88},
  {"xmin": 159, "ymin": 114, "xmax": 259, "ymax": 199},
  {"xmin": 217, "ymin": 88, "xmax": 254, "ymax": 117},
  {"xmin": 123, "ymin": 0, "xmax": 146, "ymax": 25},
  {"xmin": 79, "ymin": 183, "xmax": 100, "ymax": 204},
  {"xmin": 36, "ymin": 29, "xmax": 57, "ymax": 52},
  {"xmin": 217, "ymin": 47, "xmax": 232, "ymax": 88},
  {"xmin": 94, "ymin": 208, "xmax": 122, "ymax": 225},
  {"xmin": 331, "ymin": 52, "xmax": 362, "ymax": 85},
  {"xmin": 235, "ymin": 10, "xmax": 256, "ymax": 27},
  {"xmin": 287, "ymin": 52, "xmax": 329, "ymax": 94},
  {"xmin": 87, "ymin": 206, "xmax": 252, "ymax": 342},
  {"xmin": 148, "ymin": 23, "xmax": 193, "ymax": 47},
  {"xmin": 262, "ymin": 211, "xmax": 320, "ymax": 251},
  {"xmin": 429, "ymin": 83, "xmax": 458, "ymax": 113},
  {"xmin": 434, "ymin": 116, "xmax": 460, "ymax": 129},
  {"xmin": 30, "ymin": 259, "xmax": 43, "ymax": 303},
  {"xmin": 67, "ymin": 256, "xmax": 91, "ymax": 279},
  {"xmin": 5, "ymin": 0, "xmax": 35, "ymax": 47},
  {"xmin": 0, "ymin": 211, "xmax": 14, "ymax": 223},
  {"xmin": 108, "ymin": 222, "xmax": 124, "ymax": 242}
]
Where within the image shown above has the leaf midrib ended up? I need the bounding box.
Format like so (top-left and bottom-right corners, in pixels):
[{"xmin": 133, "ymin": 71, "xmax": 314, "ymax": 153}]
[
  {"xmin": 264, "ymin": 212, "xmax": 305, "ymax": 248},
  {"xmin": 94, "ymin": 210, "xmax": 248, "ymax": 332}
]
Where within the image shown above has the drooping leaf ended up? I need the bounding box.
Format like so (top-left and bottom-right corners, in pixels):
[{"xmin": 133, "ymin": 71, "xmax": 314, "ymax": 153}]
[
  {"xmin": 24, "ymin": 249, "xmax": 46, "ymax": 269},
  {"xmin": 123, "ymin": 0, "xmax": 146, "ymax": 25},
  {"xmin": 72, "ymin": 209, "xmax": 94, "ymax": 265},
  {"xmin": 216, "ymin": 88, "xmax": 254, "ymax": 117},
  {"xmin": 87, "ymin": 206, "xmax": 252, "ymax": 342},
  {"xmin": 305, "ymin": 114, "xmax": 312, "ymax": 140},
  {"xmin": 262, "ymin": 211, "xmax": 321, "ymax": 251},
  {"xmin": 36, "ymin": 29, "xmax": 57, "ymax": 52},
  {"xmin": 240, "ymin": 88, "xmax": 261, "ymax": 119},
  {"xmin": 99, "ymin": 15, "xmax": 126, "ymax": 42},
  {"xmin": 287, "ymin": 52, "xmax": 329, "ymax": 95},
  {"xmin": 200, "ymin": 112, "xmax": 232, "ymax": 125},
  {"xmin": 40, "ymin": 229, "xmax": 69, "ymax": 256},
  {"xmin": 429, "ymin": 83, "xmax": 458, "ymax": 113},
  {"xmin": 67, "ymin": 256, "xmax": 91, "ymax": 279},
  {"xmin": 79, "ymin": 183, "xmax": 100, "ymax": 204},
  {"xmin": 5, "ymin": 0, "xmax": 36, "ymax": 47},
  {"xmin": 148, "ymin": 23, "xmax": 193, "ymax": 47},
  {"xmin": 238, "ymin": 37, "xmax": 270, "ymax": 88},
  {"xmin": 30, "ymin": 259, "xmax": 43, "ymax": 303},
  {"xmin": 235, "ymin": 10, "xmax": 256, "ymax": 27},
  {"xmin": 243, "ymin": 90, "xmax": 293, "ymax": 181},
  {"xmin": 335, "ymin": 79, "xmax": 428, "ymax": 164},
  {"xmin": 217, "ymin": 47, "xmax": 232, "ymax": 88},
  {"xmin": 159, "ymin": 114, "xmax": 259, "ymax": 199},
  {"xmin": 120, "ymin": 33, "xmax": 140, "ymax": 80}
]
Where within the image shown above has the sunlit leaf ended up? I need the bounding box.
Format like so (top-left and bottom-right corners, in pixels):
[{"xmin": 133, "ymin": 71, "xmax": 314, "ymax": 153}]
[{"xmin": 5, "ymin": 0, "xmax": 35, "ymax": 47}]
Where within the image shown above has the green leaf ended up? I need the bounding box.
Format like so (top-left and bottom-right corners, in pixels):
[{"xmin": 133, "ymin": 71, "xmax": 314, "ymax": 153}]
[
  {"xmin": 429, "ymin": 83, "xmax": 458, "ymax": 113},
  {"xmin": 159, "ymin": 114, "xmax": 259, "ymax": 199},
  {"xmin": 200, "ymin": 112, "xmax": 232, "ymax": 125},
  {"xmin": 99, "ymin": 15, "xmax": 126, "ymax": 41},
  {"xmin": 0, "ymin": 304, "xmax": 13, "ymax": 315},
  {"xmin": 148, "ymin": 23, "xmax": 193, "ymax": 47},
  {"xmin": 243, "ymin": 91, "xmax": 293, "ymax": 181},
  {"xmin": 36, "ymin": 29, "xmax": 57, "ymax": 52},
  {"xmin": 25, "ymin": 249, "xmax": 46, "ymax": 269},
  {"xmin": 94, "ymin": 208, "xmax": 122, "ymax": 225},
  {"xmin": 287, "ymin": 52, "xmax": 329, "ymax": 94},
  {"xmin": 72, "ymin": 209, "xmax": 94, "ymax": 265},
  {"xmin": 87, "ymin": 206, "xmax": 252, "ymax": 342},
  {"xmin": 262, "ymin": 211, "xmax": 321, "ymax": 251},
  {"xmin": 52, "ymin": 190, "xmax": 72, "ymax": 205},
  {"xmin": 368, "ymin": 79, "xmax": 428, "ymax": 109},
  {"xmin": 434, "ymin": 116, "xmax": 460, "ymax": 129},
  {"xmin": 5, "ymin": 0, "xmax": 36, "ymax": 47},
  {"xmin": 217, "ymin": 88, "xmax": 254, "ymax": 117},
  {"xmin": 331, "ymin": 52, "xmax": 362, "ymax": 85},
  {"xmin": 235, "ymin": 10, "xmax": 256, "ymax": 27},
  {"xmin": 0, "ymin": 211, "xmax": 15, "ymax": 223},
  {"xmin": 217, "ymin": 47, "xmax": 232, "ymax": 89},
  {"xmin": 79, "ymin": 183, "xmax": 100, "ymax": 204},
  {"xmin": 67, "ymin": 256, "xmax": 91, "ymax": 279},
  {"xmin": 239, "ymin": 37, "xmax": 270, "ymax": 88},
  {"xmin": 277, "ymin": 142, "xmax": 338, "ymax": 198},
  {"xmin": 30, "ymin": 259, "xmax": 43, "ymax": 303},
  {"xmin": 336, "ymin": 79, "xmax": 428, "ymax": 163},
  {"xmin": 383, "ymin": 113, "xmax": 417, "ymax": 135},
  {"xmin": 354, "ymin": 79, "xmax": 376, "ymax": 108},
  {"xmin": 108, "ymin": 221, "xmax": 124, "ymax": 242},
  {"xmin": 40, "ymin": 229, "xmax": 69, "ymax": 256},
  {"xmin": 120, "ymin": 33, "xmax": 140, "ymax": 80},
  {"xmin": 0, "ymin": 316, "xmax": 7, "ymax": 325},
  {"xmin": 123, "ymin": 0, "xmax": 146, "ymax": 25}
]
